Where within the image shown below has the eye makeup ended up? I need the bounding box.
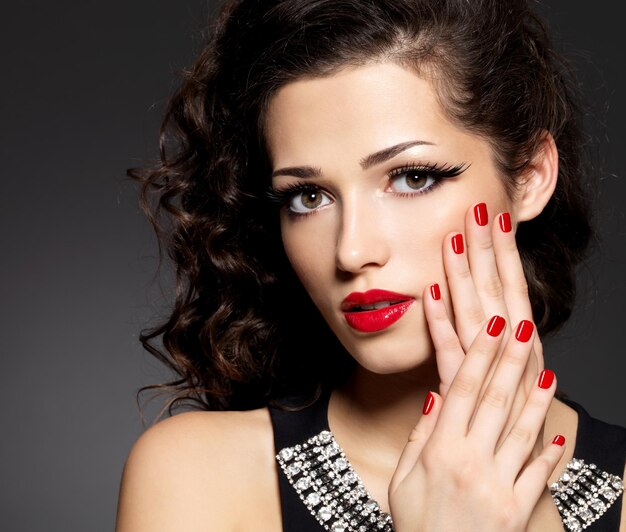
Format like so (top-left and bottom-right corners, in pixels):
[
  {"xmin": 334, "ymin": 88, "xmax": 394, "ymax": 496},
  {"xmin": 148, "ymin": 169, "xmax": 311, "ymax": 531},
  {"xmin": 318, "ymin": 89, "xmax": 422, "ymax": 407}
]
[
  {"xmin": 386, "ymin": 161, "xmax": 468, "ymax": 197},
  {"xmin": 266, "ymin": 161, "xmax": 469, "ymax": 218}
]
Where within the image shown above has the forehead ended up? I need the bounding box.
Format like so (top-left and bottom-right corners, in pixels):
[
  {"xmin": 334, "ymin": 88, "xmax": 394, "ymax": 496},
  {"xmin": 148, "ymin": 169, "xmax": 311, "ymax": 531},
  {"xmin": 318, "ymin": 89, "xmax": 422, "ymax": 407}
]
[{"xmin": 264, "ymin": 61, "xmax": 481, "ymax": 168}]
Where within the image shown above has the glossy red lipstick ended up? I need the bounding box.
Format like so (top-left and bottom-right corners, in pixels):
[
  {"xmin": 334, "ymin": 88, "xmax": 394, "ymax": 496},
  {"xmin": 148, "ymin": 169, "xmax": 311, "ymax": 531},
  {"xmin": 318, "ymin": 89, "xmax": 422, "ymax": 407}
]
[{"xmin": 341, "ymin": 289, "xmax": 415, "ymax": 333}]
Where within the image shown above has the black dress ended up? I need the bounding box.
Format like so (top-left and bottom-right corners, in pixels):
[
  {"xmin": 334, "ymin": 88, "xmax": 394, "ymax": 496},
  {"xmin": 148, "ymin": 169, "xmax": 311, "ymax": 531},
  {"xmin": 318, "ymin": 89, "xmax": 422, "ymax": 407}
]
[{"xmin": 269, "ymin": 391, "xmax": 626, "ymax": 532}]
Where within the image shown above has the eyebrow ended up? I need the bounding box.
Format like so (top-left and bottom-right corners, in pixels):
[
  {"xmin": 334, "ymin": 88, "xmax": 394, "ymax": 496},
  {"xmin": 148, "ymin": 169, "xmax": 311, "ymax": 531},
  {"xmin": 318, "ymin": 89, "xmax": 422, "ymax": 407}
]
[{"xmin": 270, "ymin": 140, "xmax": 435, "ymax": 179}]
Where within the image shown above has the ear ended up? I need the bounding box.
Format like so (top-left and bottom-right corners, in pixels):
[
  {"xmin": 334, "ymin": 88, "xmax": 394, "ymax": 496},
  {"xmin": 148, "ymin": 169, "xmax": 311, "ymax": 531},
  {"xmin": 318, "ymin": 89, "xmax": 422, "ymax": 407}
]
[{"xmin": 513, "ymin": 130, "xmax": 559, "ymax": 222}]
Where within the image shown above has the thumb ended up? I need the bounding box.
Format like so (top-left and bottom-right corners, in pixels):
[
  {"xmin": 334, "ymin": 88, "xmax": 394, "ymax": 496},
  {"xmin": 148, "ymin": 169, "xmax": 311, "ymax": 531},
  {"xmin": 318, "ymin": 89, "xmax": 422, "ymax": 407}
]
[{"xmin": 389, "ymin": 391, "xmax": 441, "ymax": 493}]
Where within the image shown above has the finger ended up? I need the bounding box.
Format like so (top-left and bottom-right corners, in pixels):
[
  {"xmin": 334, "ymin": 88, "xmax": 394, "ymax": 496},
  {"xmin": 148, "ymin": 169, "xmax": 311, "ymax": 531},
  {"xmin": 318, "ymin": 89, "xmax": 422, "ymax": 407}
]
[
  {"xmin": 495, "ymin": 369, "xmax": 557, "ymax": 473},
  {"xmin": 463, "ymin": 205, "xmax": 514, "ymax": 415},
  {"xmin": 514, "ymin": 434, "xmax": 566, "ymax": 513},
  {"xmin": 435, "ymin": 315, "xmax": 507, "ymax": 436},
  {"xmin": 422, "ymin": 283, "xmax": 465, "ymax": 398},
  {"xmin": 442, "ymin": 231, "xmax": 486, "ymax": 350},
  {"xmin": 492, "ymin": 211, "xmax": 543, "ymax": 371},
  {"xmin": 492, "ymin": 212, "xmax": 531, "ymax": 320},
  {"xmin": 390, "ymin": 391, "xmax": 441, "ymax": 490},
  {"xmin": 468, "ymin": 319, "xmax": 535, "ymax": 449},
  {"xmin": 466, "ymin": 203, "xmax": 508, "ymax": 321},
  {"xmin": 489, "ymin": 212, "xmax": 543, "ymax": 449}
]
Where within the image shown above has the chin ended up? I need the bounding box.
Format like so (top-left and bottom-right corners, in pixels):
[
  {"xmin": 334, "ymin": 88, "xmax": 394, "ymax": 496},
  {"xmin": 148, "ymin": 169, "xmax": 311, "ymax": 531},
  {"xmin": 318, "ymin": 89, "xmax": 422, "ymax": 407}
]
[{"xmin": 338, "ymin": 334, "xmax": 435, "ymax": 376}]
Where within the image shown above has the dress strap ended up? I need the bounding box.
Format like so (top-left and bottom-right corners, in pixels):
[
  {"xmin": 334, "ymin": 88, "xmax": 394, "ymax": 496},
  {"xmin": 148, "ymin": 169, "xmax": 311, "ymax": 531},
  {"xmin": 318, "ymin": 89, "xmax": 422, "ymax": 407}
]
[
  {"xmin": 268, "ymin": 390, "xmax": 332, "ymax": 531},
  {"xmin": 560, "ymin": 397, "xmax": 626, "ymax": 478}
]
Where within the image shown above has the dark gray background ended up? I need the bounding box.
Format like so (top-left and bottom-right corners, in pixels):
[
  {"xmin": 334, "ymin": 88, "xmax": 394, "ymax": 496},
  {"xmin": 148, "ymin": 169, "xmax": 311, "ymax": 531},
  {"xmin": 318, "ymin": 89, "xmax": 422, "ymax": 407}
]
[{"xmin": 1, "ymin": 1, "xmax": 624, "ymax": 530}]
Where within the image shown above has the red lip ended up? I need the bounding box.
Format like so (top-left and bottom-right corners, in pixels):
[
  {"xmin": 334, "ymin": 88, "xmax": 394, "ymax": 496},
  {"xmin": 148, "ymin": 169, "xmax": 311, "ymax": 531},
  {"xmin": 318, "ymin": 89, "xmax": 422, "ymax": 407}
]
[{"xmin": 341, "ymin": 289, "xmax": 415, "ymax": 333}]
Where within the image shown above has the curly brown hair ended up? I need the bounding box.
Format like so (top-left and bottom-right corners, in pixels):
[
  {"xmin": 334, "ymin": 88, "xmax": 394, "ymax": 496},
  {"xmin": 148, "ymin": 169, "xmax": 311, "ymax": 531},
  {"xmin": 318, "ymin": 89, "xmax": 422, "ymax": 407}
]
[{"xmin": 131, "ymin": 0, "xmax": 593, "ymax": 414}]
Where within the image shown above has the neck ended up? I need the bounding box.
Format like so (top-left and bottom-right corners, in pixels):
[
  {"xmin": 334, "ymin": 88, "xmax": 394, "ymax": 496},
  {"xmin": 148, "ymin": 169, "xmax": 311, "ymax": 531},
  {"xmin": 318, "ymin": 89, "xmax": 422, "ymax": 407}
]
[{"xmin": 328, "ymin": 358, "xmax": 440, "ymax": 470}]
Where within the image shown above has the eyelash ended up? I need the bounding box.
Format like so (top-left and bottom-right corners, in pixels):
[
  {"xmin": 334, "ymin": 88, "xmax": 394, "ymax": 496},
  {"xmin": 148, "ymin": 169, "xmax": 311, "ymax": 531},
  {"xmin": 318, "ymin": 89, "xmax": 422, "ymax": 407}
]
[{"xmin": 266, "ymin": 161, "xmax": 469, "ymax": 219}]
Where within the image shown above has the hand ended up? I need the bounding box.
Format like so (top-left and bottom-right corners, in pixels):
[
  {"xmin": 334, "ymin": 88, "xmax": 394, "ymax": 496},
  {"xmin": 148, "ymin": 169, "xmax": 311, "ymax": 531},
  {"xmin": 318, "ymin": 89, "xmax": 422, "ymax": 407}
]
[
  {"xmin": 388, "ymin": 308, "xmax": 565, "ymax": 531},
  {"xmin": 436, "ymin": 205, "xmax": 543, "ymax": 450}
]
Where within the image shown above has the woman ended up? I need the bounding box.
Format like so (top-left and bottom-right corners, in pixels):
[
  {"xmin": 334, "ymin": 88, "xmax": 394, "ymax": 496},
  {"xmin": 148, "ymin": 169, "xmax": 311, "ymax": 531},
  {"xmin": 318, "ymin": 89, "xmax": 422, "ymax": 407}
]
[{"xmin": 116, "ymin": 0, "xmax": 626, "ymax": 530}]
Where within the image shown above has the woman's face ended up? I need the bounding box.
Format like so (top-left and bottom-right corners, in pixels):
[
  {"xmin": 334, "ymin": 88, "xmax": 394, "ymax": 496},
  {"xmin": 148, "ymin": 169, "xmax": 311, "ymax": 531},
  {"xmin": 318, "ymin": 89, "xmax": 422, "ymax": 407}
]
[{"xmin": 265, "ymin": 62, "xmax": 515, "ymax": 375}]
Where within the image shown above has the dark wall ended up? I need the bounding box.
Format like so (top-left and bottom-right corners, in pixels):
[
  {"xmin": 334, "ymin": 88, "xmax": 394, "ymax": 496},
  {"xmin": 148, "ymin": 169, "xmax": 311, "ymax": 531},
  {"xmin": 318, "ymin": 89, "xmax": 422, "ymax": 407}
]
[{"xmin": 1, "ymin": 1, "xmax": 623, "ymax": 530}]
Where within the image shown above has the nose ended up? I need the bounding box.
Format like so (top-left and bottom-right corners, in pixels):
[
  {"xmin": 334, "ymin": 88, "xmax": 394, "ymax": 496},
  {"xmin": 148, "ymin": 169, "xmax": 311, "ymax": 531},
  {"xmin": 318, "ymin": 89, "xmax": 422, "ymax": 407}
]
[{"xmin": 335, "ymin": 196, "xmax": 391, "ymax": 274}]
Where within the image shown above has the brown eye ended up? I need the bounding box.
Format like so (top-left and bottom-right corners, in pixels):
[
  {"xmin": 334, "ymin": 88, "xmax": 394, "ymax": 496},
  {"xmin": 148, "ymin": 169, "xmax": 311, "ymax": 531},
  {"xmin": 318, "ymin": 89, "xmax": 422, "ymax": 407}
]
[
  {"xmin": 287, "ymin": 187, "xmax": 332, "ymax": 214},
  {"xmin": 405, "ymin": 171, "xmax": 429, "ymax": 190},
  {"xmin": 389, "ymin": 171, "xmax": 437, "ymax": 194},
  {"xmin": 301, "ymin": 191, "xmax": 323, "ymax": 209}
]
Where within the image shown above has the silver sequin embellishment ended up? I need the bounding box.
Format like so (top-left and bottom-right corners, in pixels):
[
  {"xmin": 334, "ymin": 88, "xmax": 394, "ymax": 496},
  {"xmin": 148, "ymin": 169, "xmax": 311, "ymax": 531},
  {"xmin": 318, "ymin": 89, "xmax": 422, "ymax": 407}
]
[
  {"xmin": 276, "ymin": 430, "xmax": 394, "ymax": 531},
  {"xmin": 278, "ymin": 431, "xmax": 624, "ymax": 531},
  {"xmin": 550, "ymin": 458, "xmax": 624, "ymax": 530}
]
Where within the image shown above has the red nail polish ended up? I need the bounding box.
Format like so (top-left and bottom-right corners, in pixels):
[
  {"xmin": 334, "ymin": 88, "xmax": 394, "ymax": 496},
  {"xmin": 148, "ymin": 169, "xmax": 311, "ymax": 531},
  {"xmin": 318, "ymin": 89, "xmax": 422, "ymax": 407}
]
[
  {"xmin": 474, "ymin": 203, "xmax": 488, "ymax": 226},
  {"xmin": 499, "ymin": 212, "xmax": 512, "ymax": 233},
  {"xmin": 452, "ymin": 234, "xmax": 464, "ymax": 254},
  {"xmin": 487, "ymin": 315, "xmax": 506, "ymax": 337},
  {"xmin": 430, "ymin": 283, "xmax": 441, "ymax": 301},
  {"xmin": 515, "ymin": 320, "xmax": 534, "ymax": 342},
  {"xmin": 538, "ymin": 369, "xmax": 555, "ymax": 389},
  {"xmin": 552, "ymin": 435, "xmax": 565, "ymax": 446},
  {"xmin": 422, "ymin": 391, "xmax": 435, "ymax": 415}
]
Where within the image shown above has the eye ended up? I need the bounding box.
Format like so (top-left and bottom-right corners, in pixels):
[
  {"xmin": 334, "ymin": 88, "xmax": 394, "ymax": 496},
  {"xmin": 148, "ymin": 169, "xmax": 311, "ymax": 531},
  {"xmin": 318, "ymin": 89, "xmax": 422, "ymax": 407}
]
[
  {"xmin": 388, "ymin": 169, "xmax": 438, "ymax": 194},
  {"xmin": 266, "ymin": 184, "xmax": 334, "ymax": 216},
  {"xmin": 288, "ymin": 188, "xmax": 333, "ymax": 214}
]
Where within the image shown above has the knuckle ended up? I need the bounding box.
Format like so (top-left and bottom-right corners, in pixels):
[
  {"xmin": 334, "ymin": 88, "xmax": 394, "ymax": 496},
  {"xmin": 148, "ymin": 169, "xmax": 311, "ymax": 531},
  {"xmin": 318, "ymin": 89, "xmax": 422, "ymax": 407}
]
[
  {"xmin": 474, "ymin": 342, "xmax": 496, "ymax": 360},
  {"xmin": 433, "ymin": 310, "xmax": 450, "ymax": 323},
  {"xmin": 407, "ymin": 427, "xmax": 422, "ymax": 442},
  {"xmin": 408, "ymin": 421, "xmax": 432, "ymax": 443},
  {"xmin": 482, "ymin": 277, "xmax": 504, "ymax": 299},
  {"xmin": 465, "ymin": 306, "xmax": 486, "ymax": 326},
  {"xmin": 524, "ymin": 394, "xmax": 546, "ymax": 411},
  {"xmin": 534, "ymin": 456, "xmax": 554, "ymax": 478},
  {"xmin": 511, "ymin": 278, "xmax": 529, "ymax": 297},
  {"xmin": 507, "ymin": 426, "xmax": 532, "ymax": 446},
  {"xmin": 455, "ymin": 267, "xmax": 473, "ymax": 281},
  {"xmin": 477, "ymin": 237, "xmax": 494, "ymax": 252},
  {"xmin": 451, "ymin": 460, "xmax": 480, "ymax": 489},
  {"xmin": 420, "ymin": 442, "xmax": 444, "ymax": 468},
  {"xmin": 482, "ymin": 386, "xmax": 509, "ymax": 409},
  {"xmin": 438, "ymin": 334, "xmax": 461, "ymax": 352},
  {"xmin": 450, "ymin": 374, "xmax": 477, "ymax": 398},
  {"xmin": 500, "ymin": 349, "xmax": 528, "ymax": 367}
]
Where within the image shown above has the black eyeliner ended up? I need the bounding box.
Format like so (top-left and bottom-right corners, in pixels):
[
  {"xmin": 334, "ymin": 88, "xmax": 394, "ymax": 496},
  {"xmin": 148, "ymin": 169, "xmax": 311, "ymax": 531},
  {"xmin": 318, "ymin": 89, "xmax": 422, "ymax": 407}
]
[
  {"xmin": 388, "ymin": 161, "xmax": 470, "ymax": 178},
  {"xmin": 265, "ymin": 182, "xmax": 327, "ymax": 209},
  {"xmin": 266, "ymin": 161, "xmax": 470, "ymax": 214}
]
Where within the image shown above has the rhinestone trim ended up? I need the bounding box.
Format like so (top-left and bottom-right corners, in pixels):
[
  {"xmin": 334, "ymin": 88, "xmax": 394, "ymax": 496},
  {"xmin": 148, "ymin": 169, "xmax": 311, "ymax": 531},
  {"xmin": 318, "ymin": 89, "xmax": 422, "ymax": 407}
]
[
  {"xmin": 277, "ymin": 430, "xmax": 624, "ymax": 532},
  {"xmin": 550, "ymin": 457, "xmax": 624, "ymax": 531},
  {"xmin": 276, "ymin": 430, "xmax": 394, "ymax": 531}
]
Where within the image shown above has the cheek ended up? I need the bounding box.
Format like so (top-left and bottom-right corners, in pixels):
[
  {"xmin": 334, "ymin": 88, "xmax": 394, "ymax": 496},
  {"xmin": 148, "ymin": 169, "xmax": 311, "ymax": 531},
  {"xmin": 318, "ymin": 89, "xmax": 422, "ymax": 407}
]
[
  {"xmin": 385, "ymin": 197, "xmax": 465, "ymax": 258},
  {"xmin": 281, "ymin": 218, "xmax": 335, "ymax": 296}
]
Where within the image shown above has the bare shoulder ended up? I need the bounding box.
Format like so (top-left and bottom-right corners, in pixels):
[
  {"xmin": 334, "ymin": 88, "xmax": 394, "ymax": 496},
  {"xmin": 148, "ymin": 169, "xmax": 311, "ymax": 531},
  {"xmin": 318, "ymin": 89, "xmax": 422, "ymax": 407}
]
[{"xmin": 116, "ymin": 407, "xmax": 281, "ymax": 532}]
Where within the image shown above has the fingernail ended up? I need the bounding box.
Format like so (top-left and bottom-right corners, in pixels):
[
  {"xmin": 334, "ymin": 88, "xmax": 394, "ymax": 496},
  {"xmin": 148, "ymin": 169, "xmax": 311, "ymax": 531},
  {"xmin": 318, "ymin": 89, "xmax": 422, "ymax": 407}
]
[
  {"xmin": 499, "ymin": 212, "xmax": 512, "ymax": 233},
  {"xmin": 474, "ymin": 203, "xmax": 488, "ymax": 226},
  {"xmin": 538, "ymin": 369, "xmax": 555, "ymax": 389},
  {"xmin": 515, "ymin": 320, "xmax": 534, "ymax": 342},
  {"xmin": 422, "ymin": 391, "xmax": 435, "ymax": 415},
  {"xmin": 452, "ymin": 233, "xmax": 464, "ymax": 254},
  {"xmin": 430, "ymin": 283, "xmax": 441, "ymax": 301},
  {"xmin": 552, "ymin": 434, "xmax": 565, "ymax": 446},
  {"xmin": 487, "ymin": 315, "xmax": 506, "ymax": 337}
]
